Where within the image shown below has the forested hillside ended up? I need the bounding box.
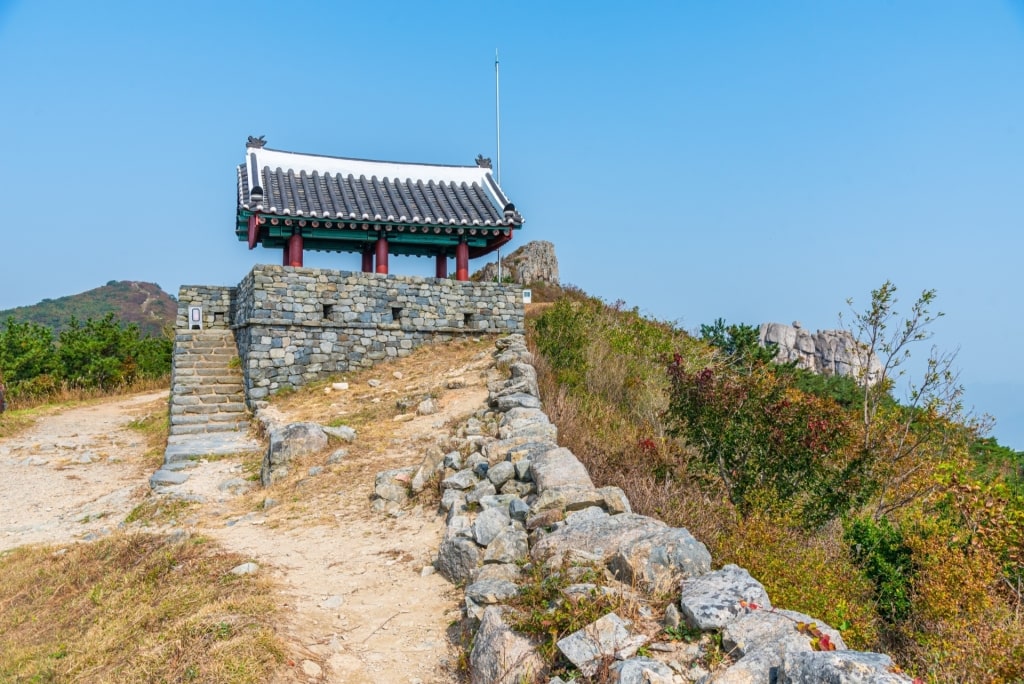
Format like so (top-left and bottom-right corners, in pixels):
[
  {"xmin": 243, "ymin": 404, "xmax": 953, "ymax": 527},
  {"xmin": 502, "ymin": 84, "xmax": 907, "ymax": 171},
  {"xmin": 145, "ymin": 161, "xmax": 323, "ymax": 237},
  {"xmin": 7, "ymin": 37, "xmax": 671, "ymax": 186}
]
[{"xmin": 0, "ymin": 281, "xmax": 176, "ymax": 338}]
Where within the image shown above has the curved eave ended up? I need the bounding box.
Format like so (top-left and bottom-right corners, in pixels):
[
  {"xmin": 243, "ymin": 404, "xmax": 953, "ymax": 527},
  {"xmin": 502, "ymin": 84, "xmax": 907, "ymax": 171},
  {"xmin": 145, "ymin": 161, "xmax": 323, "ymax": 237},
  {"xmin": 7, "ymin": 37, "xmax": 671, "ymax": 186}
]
[
  {"xmin": 236, "ymin": 210, "xmax": 522, "ymax": 256},
  {"xmin": 237, "ymin": 204, "xmax": 524, "ymax": 228}
]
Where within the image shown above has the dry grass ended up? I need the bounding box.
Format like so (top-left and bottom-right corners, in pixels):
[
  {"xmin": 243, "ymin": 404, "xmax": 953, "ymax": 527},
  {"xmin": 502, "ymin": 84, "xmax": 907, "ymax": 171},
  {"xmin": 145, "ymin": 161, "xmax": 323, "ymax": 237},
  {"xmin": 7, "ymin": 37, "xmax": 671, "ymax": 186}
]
[
  {"xmin": 5, "ymin": 376, "xmax": 170, "ymax": 412},
  {"xmin": 531, "ymin": 349, "xmax": 733, "ymax": 548},
  {"xmin": 269, "ymin": 337, "xmax": 492, "ymax": 426},
  {"xmin": 0, "ymin": 532, "xmax": 285, "ymax": 684},
  {"xmin": 0, "ymin": 407, "xmax": 41, "ymax": 440},
  {"xmin": 0, "ymin": 381, "xmax": 170, "ymax": 441},
  {"xmin": 246, "ymin": 337, "xmax": 495, "ymax": 526},
  {"xmin": 125, "ymin": 397, "xmax": 172, "ymax": 470}
]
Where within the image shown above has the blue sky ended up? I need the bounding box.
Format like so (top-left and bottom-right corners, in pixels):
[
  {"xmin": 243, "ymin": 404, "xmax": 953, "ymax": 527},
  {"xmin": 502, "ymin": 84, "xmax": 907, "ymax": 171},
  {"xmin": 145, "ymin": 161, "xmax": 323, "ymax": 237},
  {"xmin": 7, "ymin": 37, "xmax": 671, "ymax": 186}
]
[{"xmin": 1, "ymin": 1, "xmax": 1022, "ymax": 448}]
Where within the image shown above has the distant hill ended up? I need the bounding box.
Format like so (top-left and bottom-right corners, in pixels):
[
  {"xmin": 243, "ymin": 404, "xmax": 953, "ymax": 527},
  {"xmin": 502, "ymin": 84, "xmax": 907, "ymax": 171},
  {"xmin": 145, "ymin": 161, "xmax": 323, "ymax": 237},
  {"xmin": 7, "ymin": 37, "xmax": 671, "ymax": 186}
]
[{"xmin": 0, "ymin": 281, "xmax": 177, "ymax": 338}]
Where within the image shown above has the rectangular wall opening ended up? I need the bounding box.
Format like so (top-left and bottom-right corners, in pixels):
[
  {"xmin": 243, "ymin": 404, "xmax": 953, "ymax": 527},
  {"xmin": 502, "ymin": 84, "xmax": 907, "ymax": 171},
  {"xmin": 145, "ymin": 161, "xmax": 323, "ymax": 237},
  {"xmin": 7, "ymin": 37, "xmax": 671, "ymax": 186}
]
[
  {"xmin": 392, "ymin": 306, "xmax": 402, "ymax": 321},
  {"xmin": 463, "ymin": 312, "xmax": 473, "ymax": 327},
  {"xmin": 323, "ymin": 303, "xmax": 334, "ymax": 319}
]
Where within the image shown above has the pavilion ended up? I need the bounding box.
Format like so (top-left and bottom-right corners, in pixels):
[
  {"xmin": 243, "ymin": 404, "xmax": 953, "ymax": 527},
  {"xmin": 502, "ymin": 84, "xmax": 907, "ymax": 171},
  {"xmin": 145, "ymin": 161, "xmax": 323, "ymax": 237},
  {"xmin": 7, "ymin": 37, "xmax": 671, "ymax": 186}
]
[{"xmin": 235, "ymin": 137, "xmax": 525, "ymax": 280}]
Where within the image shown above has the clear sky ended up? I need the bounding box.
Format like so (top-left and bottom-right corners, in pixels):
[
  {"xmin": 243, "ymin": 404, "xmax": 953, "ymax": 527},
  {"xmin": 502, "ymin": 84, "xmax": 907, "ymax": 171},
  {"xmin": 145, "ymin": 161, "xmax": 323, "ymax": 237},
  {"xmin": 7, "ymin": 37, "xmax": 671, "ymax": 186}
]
[{"xmin": 1, "ymin": 1, "xmax": 1022, "ymax": 448}]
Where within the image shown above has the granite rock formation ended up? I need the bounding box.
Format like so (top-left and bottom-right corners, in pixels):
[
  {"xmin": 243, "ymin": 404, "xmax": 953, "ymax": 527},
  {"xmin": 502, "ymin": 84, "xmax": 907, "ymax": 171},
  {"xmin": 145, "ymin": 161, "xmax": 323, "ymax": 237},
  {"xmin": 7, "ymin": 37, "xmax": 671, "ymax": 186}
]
[
  {"xmin": 759, "ymin": 321, "xmax": 883, "ymax": 385},
  {"xmin": 474, "ymin": 240, "xmax": 559, "ymax": 286}
]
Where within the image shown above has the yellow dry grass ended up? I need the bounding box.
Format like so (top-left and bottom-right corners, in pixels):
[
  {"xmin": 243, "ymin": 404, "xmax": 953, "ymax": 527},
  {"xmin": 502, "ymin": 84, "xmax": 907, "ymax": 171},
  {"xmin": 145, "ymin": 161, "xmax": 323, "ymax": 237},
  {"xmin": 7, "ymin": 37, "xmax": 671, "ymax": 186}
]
[
  {"xmin": 125, "ymin": 395, "xmax": 173, "ymax": 469},
  {"xmin": 0, "ymin": 532, "xmax": 284, "ymax": 684},
  {"xmin": 0, "ymin": 381, "xmax": 170, "ymax": 441},
  {"xmin": 234, "ymin": 336, "xmax": 496, "ymax": 527}
]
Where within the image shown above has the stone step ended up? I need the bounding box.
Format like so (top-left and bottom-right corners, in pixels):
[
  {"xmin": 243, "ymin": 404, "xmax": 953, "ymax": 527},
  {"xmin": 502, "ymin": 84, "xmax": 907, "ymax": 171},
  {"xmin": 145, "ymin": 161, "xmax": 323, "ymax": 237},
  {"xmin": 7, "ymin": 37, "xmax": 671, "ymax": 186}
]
[
  {"xmin": 178, "ymin": 402, "xmax": 248, "ymax": 415},
  {"xmin": 176, "ymin": 343, "xmax": 236, "ymax": 352},
  {"xmin": 171, "ymin": 411, "xmax": 249, "ymax": 426},
  {"xmin": 173, "ymin": 368, "xmax": 244, "ymax": 379},
  {"xmin": 169, "ymin": 422, "xmax": 251, "ymax": 436},
  {"xmin": 172, "ymin": 374, "xmax": 245, "ymax": 385},
  {"xmin": 171, "ymin": 394, "xmax": 246, "ymax": 407},
  {"xmin": 173, "ymin": 352, "xmax": 236, "ymax": 362},
  {"xmin": 172, "ymin": 383, "xmax": 245, "ymax": 395}
]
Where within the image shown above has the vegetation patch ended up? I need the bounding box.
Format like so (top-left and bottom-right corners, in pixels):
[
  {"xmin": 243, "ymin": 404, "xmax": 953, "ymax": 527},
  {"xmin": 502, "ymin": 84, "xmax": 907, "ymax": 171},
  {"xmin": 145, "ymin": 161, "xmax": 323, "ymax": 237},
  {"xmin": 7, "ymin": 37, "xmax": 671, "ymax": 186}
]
[
  {"xmin": 527, "ymin": 285, "xmax": 1024, "ymax": 682},
  {"xmin": 508, "ymin": 561, "xmax": 652, "ymax": 676},
  {"xmin": 126, "ymin": 407, "xmax": 171, "ymax": 468},
  {"xmin": 0, "ymin": 312, "xmax": 172, "ymax": 409},
  {"xmin": 0, "ymin": 532, "xmax": 285, "ymax": 683}
]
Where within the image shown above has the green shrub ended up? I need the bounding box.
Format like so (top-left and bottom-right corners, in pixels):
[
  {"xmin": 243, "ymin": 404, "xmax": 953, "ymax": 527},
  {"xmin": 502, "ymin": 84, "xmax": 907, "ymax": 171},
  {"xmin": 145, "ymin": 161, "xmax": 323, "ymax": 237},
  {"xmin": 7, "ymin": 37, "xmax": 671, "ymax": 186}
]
[
  {"xmin": 843, "ymin": 516, "xmax": 914, "ymax": 624},
  {"xmin": 665, "ymin": 358, "xmax": 862, "ymax": 526}
]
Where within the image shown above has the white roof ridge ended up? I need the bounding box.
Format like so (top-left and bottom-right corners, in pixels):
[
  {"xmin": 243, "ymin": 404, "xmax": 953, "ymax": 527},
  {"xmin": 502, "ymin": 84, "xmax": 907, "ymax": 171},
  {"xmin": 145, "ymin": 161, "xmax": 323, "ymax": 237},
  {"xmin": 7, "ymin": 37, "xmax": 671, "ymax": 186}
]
[{"xmin": 251, "ymin": 147, "xmax": 492, "ymax": 187}]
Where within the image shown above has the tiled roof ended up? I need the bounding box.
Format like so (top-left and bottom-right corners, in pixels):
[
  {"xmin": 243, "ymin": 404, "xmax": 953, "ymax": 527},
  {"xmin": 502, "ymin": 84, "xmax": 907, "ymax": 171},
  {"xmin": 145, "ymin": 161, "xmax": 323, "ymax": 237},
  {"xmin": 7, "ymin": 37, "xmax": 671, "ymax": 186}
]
[{"xmin": 237, "ymin": 145, "xmax": 524, "ymax": 228}]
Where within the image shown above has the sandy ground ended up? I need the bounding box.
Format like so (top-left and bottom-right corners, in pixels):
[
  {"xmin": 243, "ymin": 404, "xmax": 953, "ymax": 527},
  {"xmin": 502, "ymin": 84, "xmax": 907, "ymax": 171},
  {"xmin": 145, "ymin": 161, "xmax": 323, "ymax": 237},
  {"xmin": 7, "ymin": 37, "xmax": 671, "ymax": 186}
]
[{"xmin": 0, "ymin": 340, "xmax": 496, "ymax": 683}]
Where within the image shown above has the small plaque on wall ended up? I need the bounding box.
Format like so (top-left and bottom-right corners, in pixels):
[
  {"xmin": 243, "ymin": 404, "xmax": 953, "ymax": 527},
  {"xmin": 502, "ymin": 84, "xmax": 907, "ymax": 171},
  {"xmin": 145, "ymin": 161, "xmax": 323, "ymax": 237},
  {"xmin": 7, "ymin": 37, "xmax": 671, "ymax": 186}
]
[{"xmin": 522, "ymin": 289, "xmax": 532, "ymax": 304}]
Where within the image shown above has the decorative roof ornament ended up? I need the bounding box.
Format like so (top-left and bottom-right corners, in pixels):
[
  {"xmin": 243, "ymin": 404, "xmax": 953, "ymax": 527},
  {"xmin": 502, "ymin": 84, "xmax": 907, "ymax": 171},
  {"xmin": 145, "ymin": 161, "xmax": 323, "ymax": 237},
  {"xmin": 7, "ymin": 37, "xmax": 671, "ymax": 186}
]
[
  {"xmin": 247, "ymin": 135, "xmax": 267, "ymax": 149},
  {"xmin": 475, "ymin": 154, "xmax": 492, "ymax": 169}
]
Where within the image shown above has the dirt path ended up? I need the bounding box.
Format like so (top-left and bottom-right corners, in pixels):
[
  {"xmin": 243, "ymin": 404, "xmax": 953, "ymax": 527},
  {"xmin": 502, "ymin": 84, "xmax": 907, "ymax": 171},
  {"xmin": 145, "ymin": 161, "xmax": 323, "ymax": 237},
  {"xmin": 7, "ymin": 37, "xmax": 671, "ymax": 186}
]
[
  {"xmin": 0, "ymin": 391, "xmax": 166, "ymax": 551},
  {"xmin": 0, "ymin": 340, "xmax": 498, "ymax": 683}
]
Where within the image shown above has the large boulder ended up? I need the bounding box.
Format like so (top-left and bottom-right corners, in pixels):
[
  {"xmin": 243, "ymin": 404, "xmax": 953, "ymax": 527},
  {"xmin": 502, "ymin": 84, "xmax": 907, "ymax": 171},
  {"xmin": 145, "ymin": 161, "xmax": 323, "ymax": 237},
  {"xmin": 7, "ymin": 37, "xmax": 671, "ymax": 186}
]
[
  {"xmin": 497, "ymin": 409, "xmax": 558, "ymax": 442},
  {"xmin": 531, "ymin": 510, "xmax": 667, "ymax": 566},
  {"xmin": 529, "ymin": 447, "xmax": 594, "ymax": 492},
  {"xmin": 712, "ymin": 609, "xmax": 847, "ymax": 683},
  {"xmin": 469, "ymin": 607, "xmax": 546, "ymax": 684},
  {"xmin": 607, "ymin": 527, "xmax": 711, "ymax": 593},
  {"xmin": 679, "ymin": 564, "xmax": 772, "ymax": 630},
  {"xmin": 779, "ymin": 651, "xmax": 915, "ymax": 683},
  {"xmin": 436, "ymin": 535, "xmax": 481, "ymax": 584},
  {"xmin": 261, "ymin": 422, "xmax": 329, "ymax": 485},
  {"xmin": 530, "ymin": 486, "xmax": 608, "ymax": 514},
  {"xmin": 556, "ymin": 612, "xmax": 647, "ymax": 677},
  {"xmin": 483, "ymin": 528, "xmax": 529, "ymax": 564},
  {"xmin": 474, "ymin": 507, "xmax": 512, "ymax": 546}
]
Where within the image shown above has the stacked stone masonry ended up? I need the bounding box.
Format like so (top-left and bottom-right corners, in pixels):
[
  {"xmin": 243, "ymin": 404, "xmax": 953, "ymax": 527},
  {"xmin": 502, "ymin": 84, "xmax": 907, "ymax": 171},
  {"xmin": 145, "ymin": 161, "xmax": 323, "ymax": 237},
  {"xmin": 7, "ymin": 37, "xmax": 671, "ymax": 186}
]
[
  {"xmin": 409, "ymin": 335, "xmax": 916, "ymax": 684},
  {"xmin": 176, "ymin": 265, "xmax": 525, "ymax": 404},
  {"xmin": 169, "ymin": 329, "xmax": 249, "ymax": 436}
]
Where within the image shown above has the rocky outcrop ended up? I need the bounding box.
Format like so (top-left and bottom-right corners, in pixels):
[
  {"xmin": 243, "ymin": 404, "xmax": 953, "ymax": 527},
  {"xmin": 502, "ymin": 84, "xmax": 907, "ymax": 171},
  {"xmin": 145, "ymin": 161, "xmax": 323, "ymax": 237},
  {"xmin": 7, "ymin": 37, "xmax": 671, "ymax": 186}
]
[
  {"xmin": 759, "ymin": 321, "xmax": 882, "ymax": 385},
  {"xmin": 474, "ymin": 240, "xmax": 559, "ymax": 285}
]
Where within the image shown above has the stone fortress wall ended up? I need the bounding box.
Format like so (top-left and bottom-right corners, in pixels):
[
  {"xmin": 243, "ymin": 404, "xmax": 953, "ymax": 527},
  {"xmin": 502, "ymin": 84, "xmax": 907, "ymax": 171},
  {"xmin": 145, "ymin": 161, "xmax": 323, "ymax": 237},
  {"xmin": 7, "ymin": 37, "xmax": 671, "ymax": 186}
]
[{"xmin": 176, "ymin": 265, "xmax": 525, "ymax": 403}]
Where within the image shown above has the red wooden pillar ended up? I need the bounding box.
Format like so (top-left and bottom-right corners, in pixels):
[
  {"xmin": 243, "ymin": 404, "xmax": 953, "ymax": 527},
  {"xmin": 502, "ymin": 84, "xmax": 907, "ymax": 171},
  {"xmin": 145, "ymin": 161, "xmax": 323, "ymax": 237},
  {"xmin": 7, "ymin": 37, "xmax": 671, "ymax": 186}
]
[
  {"xmin": 435, "ymin": 253, "xmax": 448, "ymax": 279},
  {"xmin": 282, "ymin": 239, "xmax": 291, "ymax": 266},
  {"xmin": 375, "ymin": 234, "xmax": 389, "ymax": 274},
  {"xmin": 288, "ymin": 233, "xmax": 304, "ymax": 267},
  {"xmin": 455, "ymin": 241, "xmax": 469, "ymax": 281},
  {"xmin": 361, "ymin": 247, "xmax": 374, "ymax": 273}
]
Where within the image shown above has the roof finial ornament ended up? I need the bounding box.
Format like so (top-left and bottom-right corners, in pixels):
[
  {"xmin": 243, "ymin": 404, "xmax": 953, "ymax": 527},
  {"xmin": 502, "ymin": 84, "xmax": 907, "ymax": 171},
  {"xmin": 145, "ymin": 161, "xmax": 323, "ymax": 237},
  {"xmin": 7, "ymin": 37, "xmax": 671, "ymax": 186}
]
[
  {"xmin": 247, "ymin": 135, "xmax": 267, "ymax": 149},
  {"xmin": 475, "ymin": 154, "xmax": 492, "ymax": 169}
]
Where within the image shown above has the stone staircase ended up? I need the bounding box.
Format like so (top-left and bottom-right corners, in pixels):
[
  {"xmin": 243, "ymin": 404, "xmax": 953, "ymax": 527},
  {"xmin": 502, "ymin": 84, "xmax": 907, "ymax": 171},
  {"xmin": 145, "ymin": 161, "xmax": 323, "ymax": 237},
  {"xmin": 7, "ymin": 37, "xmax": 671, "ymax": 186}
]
[
  {"xmin": 161, "ymin": 330, "xmax": 260, "ymax": 465},
  {"xmin": 170, "ymin": 330, "xmax": 249, "ymax": 435}
]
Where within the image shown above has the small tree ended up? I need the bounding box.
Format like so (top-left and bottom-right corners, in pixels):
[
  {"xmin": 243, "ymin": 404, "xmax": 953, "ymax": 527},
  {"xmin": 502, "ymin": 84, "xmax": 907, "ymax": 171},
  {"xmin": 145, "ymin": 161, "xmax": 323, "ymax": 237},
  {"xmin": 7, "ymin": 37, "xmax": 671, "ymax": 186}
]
[
  {"xmin": 0, "ymin": 316, "xmax": 56, "ymax": 384},
  {"xmin": 843, "ymin": 281, "xmax": 977, "ymax": 517},
  {"xmin": 58, "ymin": 313, "xmax": 142, "ymax": 389},
  {"xmin": 699, "ymin": 318, "xmax": 777, "ymax": 371}
]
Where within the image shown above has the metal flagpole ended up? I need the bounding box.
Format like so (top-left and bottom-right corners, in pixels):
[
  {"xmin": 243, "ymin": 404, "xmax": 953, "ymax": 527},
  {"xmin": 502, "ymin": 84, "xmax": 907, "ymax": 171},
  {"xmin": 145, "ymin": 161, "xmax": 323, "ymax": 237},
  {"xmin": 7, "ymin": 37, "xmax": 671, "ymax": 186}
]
[{"xmin": 495, "ymin": 48, "xmax": 502, "ymax": 283}]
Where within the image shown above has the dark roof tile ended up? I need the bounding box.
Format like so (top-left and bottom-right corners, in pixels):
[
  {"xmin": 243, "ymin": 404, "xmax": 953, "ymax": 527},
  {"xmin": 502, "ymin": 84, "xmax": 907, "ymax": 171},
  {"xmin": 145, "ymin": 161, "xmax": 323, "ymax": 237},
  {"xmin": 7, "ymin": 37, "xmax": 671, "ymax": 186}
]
[{"xmin": 237, "ymin": 145, "xmax": 524, "ymax": 227}]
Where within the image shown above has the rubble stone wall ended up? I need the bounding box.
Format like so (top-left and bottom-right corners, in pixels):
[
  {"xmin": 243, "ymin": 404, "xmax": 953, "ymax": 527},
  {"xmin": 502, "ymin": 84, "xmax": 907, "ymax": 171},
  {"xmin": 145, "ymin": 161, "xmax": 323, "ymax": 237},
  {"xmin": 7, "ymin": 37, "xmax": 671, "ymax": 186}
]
[{"xmin": 176, "ymin": 265, "xmax": 525, "ymax": 402}]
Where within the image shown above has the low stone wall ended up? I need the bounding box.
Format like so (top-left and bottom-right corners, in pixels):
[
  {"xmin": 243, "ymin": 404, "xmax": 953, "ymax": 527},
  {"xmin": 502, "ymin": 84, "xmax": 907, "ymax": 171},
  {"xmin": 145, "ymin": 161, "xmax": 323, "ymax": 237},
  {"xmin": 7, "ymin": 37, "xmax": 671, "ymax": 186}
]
[
  {"xmin": 387, "ymin": 335, "xmax": 914, "ymax": 684},
  {"xmin": 233, "ymin": 265, "xmax": 523, "ymax": 400},
  {"xmin": 175, "ymin": 265, "xmax": 525, "ymax": 403},
  {"xmin": 175, "ymin": 285, "xmax": 236, "ymax": 330}
]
